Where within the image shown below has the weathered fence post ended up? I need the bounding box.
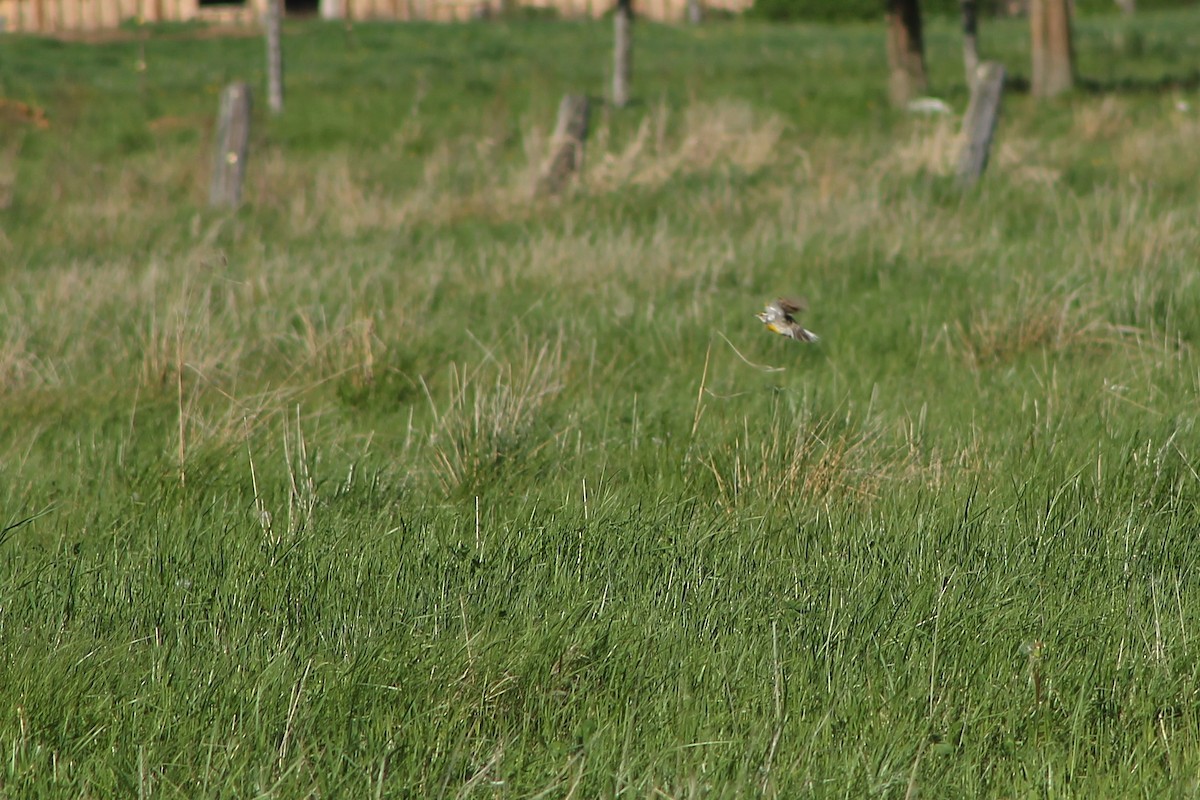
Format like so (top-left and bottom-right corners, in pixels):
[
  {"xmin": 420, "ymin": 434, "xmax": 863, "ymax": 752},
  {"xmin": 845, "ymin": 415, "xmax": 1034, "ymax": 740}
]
[
  {"xmin": 210, "ymin": 82, "xmax": 252, "ymax": 209},
  {"xmin": 265, "ymin": 0, "xmax": 284, "ymax": 114},
  {"xmin": 957, "ymin": 61, "xmax": 1005, "ymax": 187},
  {"xmin": 612, "ymin": 0, "xmax": 633, "ymax": 108},
  {"xmin": 686, "ymin": 0, "xmax": 701, "ymax": 25},
  {"xmin": 536, "ymin": 94, "xmax": 590, "ymax": 197}
]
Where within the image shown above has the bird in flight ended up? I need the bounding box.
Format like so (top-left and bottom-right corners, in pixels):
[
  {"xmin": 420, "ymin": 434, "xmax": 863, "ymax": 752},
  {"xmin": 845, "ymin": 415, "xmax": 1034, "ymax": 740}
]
[{"xmin": 756, "ymin": 297, "xmax": 819, "ymax": 343}]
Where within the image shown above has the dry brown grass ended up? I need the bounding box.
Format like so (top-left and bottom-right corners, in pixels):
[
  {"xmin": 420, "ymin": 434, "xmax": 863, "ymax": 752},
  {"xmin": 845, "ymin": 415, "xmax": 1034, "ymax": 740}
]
[
  {"xmin": 428, "ymin": 334, "xmax": 570, "ymax": 492},
  {"xmin": 0, "ymin": 320, "xmax": 60, "ymax": 390},
  {"xmin": 943, "ymin": 279, "xmax": 1135, "ymax": 370},
  {"xmin": 876, "ymin": 96, "xmax": 1200, "ymax": 195},
  {"xmin": 247, "ymin": 99, "xmax": 790, "ymax": 236},
  {"xmin": 1075, "ymin": 185, "xmax": 1200, "ymax": 280},
  {"xmin": 1073, "ymin": 96, "xmax": 1132, "ymax": 142},
  {"xmin": 701, "ymin": 406, "xmax": 915, "ymax": 508},
  {"xmin": 585, "ymin": 99, "xmax": 787, "ymax": 191},
  {"xmin": 883, "ymin": 116, "xmax": 963, "ymax": 178}
]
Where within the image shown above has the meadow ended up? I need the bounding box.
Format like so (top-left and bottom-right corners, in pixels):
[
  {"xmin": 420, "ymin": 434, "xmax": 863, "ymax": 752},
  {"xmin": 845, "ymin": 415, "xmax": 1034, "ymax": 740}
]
[{"xmin": 2, "ymin": 8, "xmax": 1200, "ymax": 797}]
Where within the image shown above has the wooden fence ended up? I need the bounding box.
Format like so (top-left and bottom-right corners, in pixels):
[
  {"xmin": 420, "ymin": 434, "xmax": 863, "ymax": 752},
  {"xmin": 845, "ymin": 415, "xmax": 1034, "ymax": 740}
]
[
  {"xmin": 0, "ymin": 0, "xmax": 259, "ymax": 33},
  {"xmin": 0, "ymin": 0, "xmax": 749, "ymax": 33}
]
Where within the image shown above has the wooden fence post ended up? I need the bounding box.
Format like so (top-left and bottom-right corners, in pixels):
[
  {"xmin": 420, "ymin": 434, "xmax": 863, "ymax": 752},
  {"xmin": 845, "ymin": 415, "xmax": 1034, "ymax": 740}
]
[
  {"xmin": 210, "ymin": 82, "xmax": 252, "ymax": 209},
  {"xmin": 957, "ymin": 61, "xmax": 1005, "ymax": 187},
  {"xmin": 265, "ymin": 0, "xmax": 284, "ymax": 114},
  {"xmin": 536, "ymin": 94, "xmax": 590, "ymax": 197},
  {"xmin": 612, "ymin": 0, "xmax": 632, "ymax": 108}
]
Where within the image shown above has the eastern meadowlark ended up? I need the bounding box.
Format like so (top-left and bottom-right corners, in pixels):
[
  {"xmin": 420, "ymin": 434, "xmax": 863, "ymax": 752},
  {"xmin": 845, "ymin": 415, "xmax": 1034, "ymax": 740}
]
[{"xmin": 757, "ymin": 297, "xmax": 819, "ymax": 343}]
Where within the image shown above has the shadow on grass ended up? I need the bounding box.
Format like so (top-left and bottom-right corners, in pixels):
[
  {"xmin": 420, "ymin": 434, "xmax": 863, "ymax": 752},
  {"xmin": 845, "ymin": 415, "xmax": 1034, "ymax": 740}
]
[
  {"xmin": 1000, "ymin": 69, "xmax": 1200, "ymax": 95},
  {"xmin": 1077, "ymin": 69, "xmax": 1200, "ymax": 94}
]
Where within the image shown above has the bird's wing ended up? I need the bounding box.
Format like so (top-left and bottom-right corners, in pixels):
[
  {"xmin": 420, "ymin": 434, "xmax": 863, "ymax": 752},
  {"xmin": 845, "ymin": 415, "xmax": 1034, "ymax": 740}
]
[{"xmin": 776, "ymin": 297, "xmax": 808, "ymax": 315}]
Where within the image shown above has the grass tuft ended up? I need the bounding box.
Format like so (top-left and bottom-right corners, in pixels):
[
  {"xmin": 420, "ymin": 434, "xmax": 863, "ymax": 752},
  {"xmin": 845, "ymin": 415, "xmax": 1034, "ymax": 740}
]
[{"xmin": 430, "ymin": 334, "xmax": 569, "ymax": 492}]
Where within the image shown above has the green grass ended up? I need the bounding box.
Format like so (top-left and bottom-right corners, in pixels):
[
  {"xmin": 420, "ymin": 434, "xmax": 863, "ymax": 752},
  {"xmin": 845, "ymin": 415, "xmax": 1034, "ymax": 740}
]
[{"xmin": 3, "ymin": 8, "xmax": 1200, "ymax": 797}]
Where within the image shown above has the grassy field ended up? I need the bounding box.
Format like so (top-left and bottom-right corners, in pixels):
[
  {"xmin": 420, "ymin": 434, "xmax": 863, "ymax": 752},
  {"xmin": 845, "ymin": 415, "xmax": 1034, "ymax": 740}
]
[{"xmin": 3, "ymin": 8, "xmax": 1200, "ymax": 797}]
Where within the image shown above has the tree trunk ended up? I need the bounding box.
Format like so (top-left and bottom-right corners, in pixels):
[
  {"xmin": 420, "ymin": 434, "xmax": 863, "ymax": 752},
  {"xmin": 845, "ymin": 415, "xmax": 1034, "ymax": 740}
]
[
  {"xmin": 265, "ymin": 0, "xmax": 284, "ymax": 114},
  {"xmin": 1113, "ymin": 0, "xmax": 1134, "ymax": 14},
  {"xmin": 613, "ymin": 0, "xmax": 633, "ymax": 108},
  {"xmin": 960, "ymin": 0, "xmax": 979, "ymax": 87},
  {"xmin": 686, "ymin": 0, "xmax": 701, "ymax": 24},
  {"xmin": 886, "ymin": 0, "xmax": 927, "ymax": 107},
  {"xmin": 1030, "ymin": 0, "xmax": 1073, "ymax": 98}
]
